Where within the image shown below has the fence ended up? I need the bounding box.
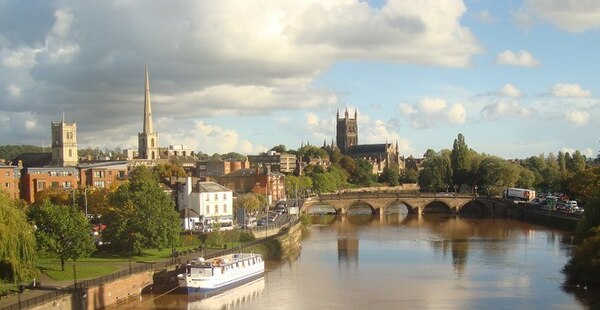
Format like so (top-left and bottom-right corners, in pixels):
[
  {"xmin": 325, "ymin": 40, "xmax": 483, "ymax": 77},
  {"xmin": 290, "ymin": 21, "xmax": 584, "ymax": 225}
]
[{"xmin": 1, "ymin": 216, "xmax": 300, "ymax": 310}]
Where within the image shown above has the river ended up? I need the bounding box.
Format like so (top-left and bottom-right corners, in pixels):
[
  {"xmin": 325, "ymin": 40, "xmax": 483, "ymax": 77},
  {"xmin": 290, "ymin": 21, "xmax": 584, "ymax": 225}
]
[{"xmin": 121, "ymin": 213, "xmax": 597, "ymax": 309}]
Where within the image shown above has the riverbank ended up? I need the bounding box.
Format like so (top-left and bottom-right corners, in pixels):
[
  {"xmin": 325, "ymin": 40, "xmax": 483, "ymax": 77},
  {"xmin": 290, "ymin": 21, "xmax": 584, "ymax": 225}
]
[{"xmin": 519, "ymin": 208, "xmax": 579, "ymax": 232}]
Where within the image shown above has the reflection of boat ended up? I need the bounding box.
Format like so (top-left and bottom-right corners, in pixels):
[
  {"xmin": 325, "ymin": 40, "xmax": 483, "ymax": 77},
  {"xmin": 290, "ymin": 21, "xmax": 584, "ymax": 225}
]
[
  {"xmin": 186, "ymin": 277, "xmax": 265, "ymax": 310},
  {"xmin": 177, "ymin": 253, "xmax": 264, "ymax": 294}
]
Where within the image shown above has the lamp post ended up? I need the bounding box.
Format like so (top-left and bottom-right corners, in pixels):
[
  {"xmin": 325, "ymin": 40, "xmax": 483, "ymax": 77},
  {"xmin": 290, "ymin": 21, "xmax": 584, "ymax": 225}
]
[
  {"xmin": 445, "ymin": 185, "xmax": 449, "ymax": 193},
  {"xmin": 474, "ymin": 185, "xmax": 478, "ymax": 196},
  {"xmin": 453, "ymin": 185, "xmax": 458, "ymax": 195}
]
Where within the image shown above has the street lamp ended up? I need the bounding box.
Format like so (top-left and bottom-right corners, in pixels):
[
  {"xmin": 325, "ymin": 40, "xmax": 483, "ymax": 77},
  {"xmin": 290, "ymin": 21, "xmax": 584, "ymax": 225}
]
[
  {"xmin": 445, "ymin": 185, "xmax": 449, "ymax": 193},
  {"xmin": 454, "ymin": 185, "xmax": 458, "ymax": 194},
  {"xmin": 474, "ymin": 185, "xmax": 478, "ymax": 196}
]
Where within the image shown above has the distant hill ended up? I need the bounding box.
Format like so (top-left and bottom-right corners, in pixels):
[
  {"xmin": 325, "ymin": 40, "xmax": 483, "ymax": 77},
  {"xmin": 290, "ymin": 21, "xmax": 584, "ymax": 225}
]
[{"xmin": 0, "ymin": 145, "xmax": 46, "ymax": 163}]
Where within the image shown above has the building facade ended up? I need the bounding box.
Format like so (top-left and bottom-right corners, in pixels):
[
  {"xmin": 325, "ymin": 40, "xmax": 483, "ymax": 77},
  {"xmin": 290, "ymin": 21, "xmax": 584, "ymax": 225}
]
[
  {"xmin": 51, "ymin": 117, "xmax": 78, "ymax": 167},
  {"xmin": 336, "ymin": 109, "xmax": 358, "ymax": 153},
  {"xmin": 0, "ymin": 163, "xmax": 20, "ymax": 200},
  {"xmin": 197, "ymin": 159, "xmax": 250, "ymax": 180},
  {"xmin": 21, "ymin": 167, "xmax": 79, "ymax": 203},
  {"xmin": 218, "ymin": 167, "xmax": 285, "ymax": 205},
  {"xmin": 78, "ymin": 161, "xmax": 128, "ymax": 188},
  {"xmin": 177, "ymin": 177, "xmax": 234, "ymax": 230},
  {"xmin": 138, "ymin": 65, "xmax": 160, "ymax": 160},
  {"xmin": 247, "ymin": 151, "xmax": 296, "ymax": 173}
]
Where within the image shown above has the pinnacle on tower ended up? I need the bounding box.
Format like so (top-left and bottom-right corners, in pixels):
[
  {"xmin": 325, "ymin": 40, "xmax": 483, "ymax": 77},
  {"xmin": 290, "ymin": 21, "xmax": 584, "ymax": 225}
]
[{"xmin": 143, "ymin": 63, "xmax": 153, "ymax": 134}]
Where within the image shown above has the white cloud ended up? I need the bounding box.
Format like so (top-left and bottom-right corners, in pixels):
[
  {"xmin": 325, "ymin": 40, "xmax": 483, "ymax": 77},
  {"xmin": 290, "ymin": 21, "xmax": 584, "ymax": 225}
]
[
  {"xmin": 448, "ymin": 104, "xmax": 467, "ymax": 125},
  {"xmin": 6, "ymin": 84, "xmax": 21, "ymax": 98},
  {"xmin": 51, "ymin": 9, "xmax": 75, "ymax": 38},
  {"xmin": 0, "ymin": 0, "xmax": 481, "ymax": 153},
  {"xmin": 551, "ymin": 84, "xmax": 592, "ymax": 98},
  {"xmin": 565, "ymin": 110, "xmax": 590, "ymax": 126},
  {"xmin": 496, "ymin": 50, "xmax": 540, "ymax": 67},
  {"xmin": 419, "ymin": 97, "xmax": 447, "ymax": 113},
  {"xmin": 399, "ymin": 97, "xmax": 467, "ymax": 129},
  {"xmin": 516, "ymin": 0, "xmax": 600, "ymax": 32},
  {"xmin": 498, "ymin": 84, "xmax": 522, "ymax": 98},
  {"xmin": 304, "ymin": 112, "xmax": 334, "ymax": 143},
  {"xmin": 481, "ymin": 100, "xmax": 531, "ymax": 120},
  {"xmin": 25, "ymin": 120, "xmax": 36, "ymax": 130}
]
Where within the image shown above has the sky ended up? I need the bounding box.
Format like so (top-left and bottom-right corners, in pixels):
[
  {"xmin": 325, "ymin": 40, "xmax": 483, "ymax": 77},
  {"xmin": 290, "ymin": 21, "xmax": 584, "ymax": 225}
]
[{"xmin": 1, "ymin": 0, "xmax": 599, "ymax": 159}]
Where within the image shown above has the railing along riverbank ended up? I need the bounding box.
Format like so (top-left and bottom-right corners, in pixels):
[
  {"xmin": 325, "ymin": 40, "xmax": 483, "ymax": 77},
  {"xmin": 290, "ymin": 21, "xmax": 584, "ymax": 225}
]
[{"xmin": 1, "ymin": 216, "xmax": 300, "ymax": 310}]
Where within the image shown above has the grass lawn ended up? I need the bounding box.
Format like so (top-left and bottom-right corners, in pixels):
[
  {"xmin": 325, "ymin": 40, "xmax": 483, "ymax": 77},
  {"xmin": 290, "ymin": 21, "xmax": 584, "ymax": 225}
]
[{"xmin": 38, "ymin": 259, "xmax": 119, "ymax": 282}]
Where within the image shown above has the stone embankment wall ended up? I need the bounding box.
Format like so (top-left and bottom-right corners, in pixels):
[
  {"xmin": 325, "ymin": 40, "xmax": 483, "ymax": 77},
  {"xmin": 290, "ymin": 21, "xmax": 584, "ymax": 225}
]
[
  {"xmin": 85, "ymin": 271, "xmax": 153, "ymax": 309},
  {"xmin": 276, "ymin": 222, "xmax": 303, "ymax": 260},
  {"xmin": 30, "ymin": 294, "xmax": 75, "ymax": 310}
]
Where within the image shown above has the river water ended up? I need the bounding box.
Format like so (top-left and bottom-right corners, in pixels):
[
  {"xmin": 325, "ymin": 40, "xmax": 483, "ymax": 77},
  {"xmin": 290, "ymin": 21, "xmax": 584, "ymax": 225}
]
[{"xmin": 123, "ymin": 214, "xmax": 597, "ymax": 309}]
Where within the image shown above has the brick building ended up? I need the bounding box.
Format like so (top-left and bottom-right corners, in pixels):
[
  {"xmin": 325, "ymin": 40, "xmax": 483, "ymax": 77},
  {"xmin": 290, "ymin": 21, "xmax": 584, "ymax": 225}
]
[
  {"xmin": 0, "ymin": 163, "xmax": 20, "ymax": 200},
  {"xmin": 21, "ymin": 167, "xmax": 79, "ymax": 204},
  {"xmin": 78, "ymin": 161, "xmax": 128, "ymax": 188}
]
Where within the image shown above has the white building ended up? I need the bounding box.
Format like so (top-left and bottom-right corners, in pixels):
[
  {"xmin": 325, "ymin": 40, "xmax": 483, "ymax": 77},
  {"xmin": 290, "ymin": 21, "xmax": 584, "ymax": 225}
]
[{"xmin": 178, "ymin": 177, "xmax": 234, "ymax": 231}]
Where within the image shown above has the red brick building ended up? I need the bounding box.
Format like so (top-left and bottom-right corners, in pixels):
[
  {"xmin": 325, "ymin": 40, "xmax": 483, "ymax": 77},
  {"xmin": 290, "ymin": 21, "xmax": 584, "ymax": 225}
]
[
  {"xmin": 78, "ymin": 161, "xmax": 128, "ymax": 188},
  {"xmin": 0, "ymin": 163, "xmax": 20, "ymax": 200},
  {"xmin": 218, "ymin": 167, "xmax": 285, "ymax": 205},
  {"xmin": 21, "ymin": 167, "xmax": 79, "ymax": 204}
]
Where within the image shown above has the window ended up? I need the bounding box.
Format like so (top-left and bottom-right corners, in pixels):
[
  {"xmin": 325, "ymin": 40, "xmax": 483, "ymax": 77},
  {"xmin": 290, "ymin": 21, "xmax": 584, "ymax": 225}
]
[
  {"xmin": 51, "ymin": 181, "xmax": 59, "ymax": 188},
  {"xmin": 214, "ymin": 194, "xmax": 218, "ymax": 200},
  {"xmin": 205, "ymin": 205, "xmax": 210, "ymax": 214},
  {"xmin": 64, "ymin": 181, "xmax": 71, "ymax": 189},
  {"xmin": 151, "ymin": 138, "xmax": 155, "ymax": 147},
  {"xmin": 5, "ymin": 182, "xmax": 10, "ymax": 187},
  {"xmin": 223, "ymin": 193, "xmax": 227, "ymax": 199},
  {"xmin": 68, "ymin": 149, "xmax": 72, "ymax": 157},
  {"xmin": 206, "ymin": 194, "xmax": 210, "ymax": 201},
  {"xmin": 94, "ymin": 181, "xmax": 105, "ymax": 188},
  {"xmin": 4, "ymin": 172, "xmax": 9, "ymax": 177},
  {"xmin": 36, "ymin": 181, "xmax": 46, "ymax": 191},
  {"xmin": 94, "ymin": 171, "xmax": 105, "ymax": 178},
  {"xmin": 223, "ymin": 204, "xmax": 227, "ymax": 213}
]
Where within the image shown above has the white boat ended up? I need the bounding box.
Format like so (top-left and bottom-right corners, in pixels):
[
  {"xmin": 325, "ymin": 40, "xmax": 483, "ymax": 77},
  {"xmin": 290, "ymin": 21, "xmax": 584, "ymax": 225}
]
[{"xmin": 177, "ymin": 253, "xmax": 264, "ymax": 294}]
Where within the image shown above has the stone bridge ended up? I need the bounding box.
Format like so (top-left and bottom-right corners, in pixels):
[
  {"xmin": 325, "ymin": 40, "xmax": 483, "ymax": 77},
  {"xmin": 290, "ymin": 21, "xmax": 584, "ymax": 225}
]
[{"xmin": 302, "ymin": 192, "xmax": 523, "ymax": 217}]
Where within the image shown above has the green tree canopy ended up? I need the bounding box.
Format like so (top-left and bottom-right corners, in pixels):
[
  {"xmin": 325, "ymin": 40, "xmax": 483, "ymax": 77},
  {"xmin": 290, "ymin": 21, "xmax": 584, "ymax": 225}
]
[
  {"xmin": 379, "ymin": 162, "xmax": 400, "ymax": 186},
  {"xmin": 28, "ymin": 200, "xmax": 95, "ymax": 271},
  {"xmin": 103, "ymin": 166, "xmax": 181, "ymax": 255},
  {"xmin": 233, "ymin": 193, "xmax": 262, "ymax": 214},
  {"xmin": 0, "ymin": 194, "xmax": 38, "ymax": 283},
  {"xmin": 451, "ymin": 133, "xmax": 471, "ymax": 187}
]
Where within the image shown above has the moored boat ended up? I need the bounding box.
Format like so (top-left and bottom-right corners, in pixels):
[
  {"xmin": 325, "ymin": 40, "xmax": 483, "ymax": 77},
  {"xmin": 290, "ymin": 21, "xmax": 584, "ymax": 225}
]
[{"xmin": 177, "ymin": 253, "xmax": 264, "ymax": 294}]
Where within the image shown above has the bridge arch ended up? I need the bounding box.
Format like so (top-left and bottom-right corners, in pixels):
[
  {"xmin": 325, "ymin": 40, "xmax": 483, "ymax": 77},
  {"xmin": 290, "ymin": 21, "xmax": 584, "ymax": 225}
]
[
  {"xmin": 345, "ymin": 201, "xmax": 376, "ymax": 215},
  {"xmin": 422, "ymin": 200, "xmax": 453, "ymax": 214},
  {"xmin": 381, "ymin": 201, "xmax": 416, "ymax": 214},
  {"xmin": 457, "ymin": 200, "xmax": 491, "ymax": 217}
]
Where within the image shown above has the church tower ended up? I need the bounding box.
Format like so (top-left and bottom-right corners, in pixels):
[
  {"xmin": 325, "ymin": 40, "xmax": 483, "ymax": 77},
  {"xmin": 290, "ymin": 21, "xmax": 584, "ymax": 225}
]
[
  {"xmin": 51, "ymin": 114, "xmax": 78, "ymax": 167},
  {"xmin": 336, "ymin": 108, "xmax": 358, "ymax": 153},
  {"xmin": 138, "ymin": 64, "xmax": 160, "ymax": 160}
]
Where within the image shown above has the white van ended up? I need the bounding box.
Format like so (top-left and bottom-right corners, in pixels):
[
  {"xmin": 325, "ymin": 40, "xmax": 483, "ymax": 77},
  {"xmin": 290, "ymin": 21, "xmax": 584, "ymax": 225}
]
[{"xmin": 244, "ymin": 217, "xmax": 257, "ymax": 229}]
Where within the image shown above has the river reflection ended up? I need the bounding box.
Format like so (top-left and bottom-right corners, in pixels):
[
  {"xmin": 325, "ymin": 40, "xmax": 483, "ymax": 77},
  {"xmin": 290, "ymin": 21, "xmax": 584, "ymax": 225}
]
[{"xmin": 128, "ymin": 214, "xmax": 594, "ymax": 309}]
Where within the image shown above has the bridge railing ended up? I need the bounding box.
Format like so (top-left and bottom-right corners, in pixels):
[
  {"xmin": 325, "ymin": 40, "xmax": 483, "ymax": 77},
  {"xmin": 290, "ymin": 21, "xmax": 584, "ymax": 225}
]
[{"xmin": 317, "ymin": 191, "xmax": 477, "ymax": 201}]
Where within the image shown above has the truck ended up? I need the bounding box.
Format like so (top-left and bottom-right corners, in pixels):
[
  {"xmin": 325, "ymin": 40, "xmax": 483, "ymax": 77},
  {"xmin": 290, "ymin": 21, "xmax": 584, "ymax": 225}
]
[{"xmin": 504, "ymin": 188, "xmax": 536, "ymax": 203}]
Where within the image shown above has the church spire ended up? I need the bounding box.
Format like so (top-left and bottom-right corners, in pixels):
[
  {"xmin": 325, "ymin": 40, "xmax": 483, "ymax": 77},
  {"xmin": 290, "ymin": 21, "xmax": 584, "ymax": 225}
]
[{"xmin": 143, "ymin": 63, "xmax": 153, "ymax": 133}]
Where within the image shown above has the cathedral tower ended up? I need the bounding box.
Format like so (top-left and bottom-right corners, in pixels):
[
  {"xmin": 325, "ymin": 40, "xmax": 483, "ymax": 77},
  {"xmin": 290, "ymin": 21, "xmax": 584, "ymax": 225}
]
[
  {"xmin": 51, "ymin": 114, "xmax": 78, "ymax": 167},
  {"xmin": 138, "ymin": 64, "xmax": 160, "ymax": 160},
  {"xmin": 336, "ymin": 108, "xmax": 358, "ymax": 153}
]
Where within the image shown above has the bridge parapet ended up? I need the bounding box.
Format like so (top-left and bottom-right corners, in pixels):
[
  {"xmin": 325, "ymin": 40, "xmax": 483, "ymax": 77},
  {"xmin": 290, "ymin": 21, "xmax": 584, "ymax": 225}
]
[{"xmin": 303, "ymin": 192, "xmax": 520, "ymax": 216}]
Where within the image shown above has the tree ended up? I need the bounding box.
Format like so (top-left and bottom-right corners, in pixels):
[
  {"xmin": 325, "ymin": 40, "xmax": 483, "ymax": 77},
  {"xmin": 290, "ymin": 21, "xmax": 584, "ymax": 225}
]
[
  {"xmin": 233, "ymin": 193, "xmax": 261, "ymax": 214},
  {"xmin": 154, "ymin": 161, "xmax": 187, "ymax": 180},
  {"xmin": 352, "ymin": 159, "xmax": 377, "ymax": 187},
  {"xmin": 379, "ymin": 162, "xmax": 400, "ymax": 186},
  {"xmin": 568, "ymin": 167, "xmax": 600, "ymax": 203},
  {"xmin": 35, "ymin": 188, "xmax": 71, "ymax": 206},
  {"xmin": 286, "ymin": 175, "xmax": 313, "ymax": 197},
  {"xmin": 418, "ymin": 150, "xmax": 452, "ymax": 192},
  {"xmin": 451, "ymin": 133, "xmax": 471, "ymax": 187},
  {"xmin": 28, "ymin": 200, "xmax": 95, "ymax": 271},
  {"xmin": 0, "ymin": 194, "xmax": 38, "ymax": 283},
  {"xmin": 103, "ymin": 166, "xmax": 180, "ymax": 255},
  {"xmin": 270, "ymin": 144, "xmax": 287, "ymax": 153}
]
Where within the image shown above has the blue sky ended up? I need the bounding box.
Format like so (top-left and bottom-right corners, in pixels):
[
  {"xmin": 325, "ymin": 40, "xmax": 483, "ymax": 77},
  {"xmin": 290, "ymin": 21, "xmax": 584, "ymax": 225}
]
[{"xmin": 0, "ymin": 0, "xmax": 599, "ymax": 159}]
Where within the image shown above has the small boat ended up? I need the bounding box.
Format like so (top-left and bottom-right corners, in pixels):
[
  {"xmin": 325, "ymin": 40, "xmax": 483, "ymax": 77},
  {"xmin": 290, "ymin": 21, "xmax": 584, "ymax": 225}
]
[{"xmin": 177, "ymin": 253, "xmax": 264, "ymax": 294}]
